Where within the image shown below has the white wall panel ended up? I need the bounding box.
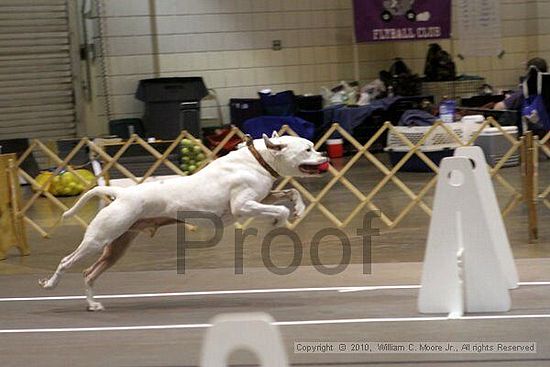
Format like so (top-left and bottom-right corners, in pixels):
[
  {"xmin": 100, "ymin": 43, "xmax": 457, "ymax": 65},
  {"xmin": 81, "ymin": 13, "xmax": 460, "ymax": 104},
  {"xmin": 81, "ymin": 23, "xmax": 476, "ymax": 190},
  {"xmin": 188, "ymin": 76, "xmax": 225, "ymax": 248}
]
[
  {"xmin": 106, "ymin": 36, "xmax": 153, "ymax": 56},
  {"xmin": 108, "ymin": 55, "xmax": 154, "ymax": 75},
  {"xmin": 103, "ymin": 0, "xmax": 149, "ymax": 16},
  {"xmin": 96, "ymin": 0, "xmax": 550, "ymax": 125},
  {"xmin": 104, "ymin": 17, "xmax": 151, "ymax": 36}
]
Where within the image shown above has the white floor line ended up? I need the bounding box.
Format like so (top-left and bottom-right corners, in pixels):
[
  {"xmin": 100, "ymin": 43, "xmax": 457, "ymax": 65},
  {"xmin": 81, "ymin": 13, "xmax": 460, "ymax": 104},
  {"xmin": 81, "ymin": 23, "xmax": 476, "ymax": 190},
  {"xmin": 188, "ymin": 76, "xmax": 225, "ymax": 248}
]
[
  {"xmin": 0, "ymin": 285, "xmax": 418, "ymax": 302},
  {"xmin": 338, "ymin": 281, "xmax": 550, "ymax": 293},
  {"xmin": 0, "ymin": 323, "xmax": 212, "ymax": 334},
  {"xmin": 276, "ymin": 314, "xmax": 550, "ymax": 326},
  {"xmin": 1, "ymin": 281, "xmax": 549, "ymax": 303},
  {"xmin": 337, "ymin": 285, "xmax": 420, "ymax": 293},
  {"xmin": 518, "ymin": 281, "xmax": 550, "ymax": 286},
  {"xmin": 3, "ymin": 313, "xmax": 550, "ymax": 334}
]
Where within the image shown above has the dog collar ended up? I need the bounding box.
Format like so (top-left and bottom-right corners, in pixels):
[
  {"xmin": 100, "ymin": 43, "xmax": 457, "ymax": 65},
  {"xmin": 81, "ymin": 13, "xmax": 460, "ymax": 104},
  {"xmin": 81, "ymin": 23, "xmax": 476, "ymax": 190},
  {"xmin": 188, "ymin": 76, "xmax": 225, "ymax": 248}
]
[{"xmin": 245, "ymin": 136, "xmax": 280, "ymax": 179}]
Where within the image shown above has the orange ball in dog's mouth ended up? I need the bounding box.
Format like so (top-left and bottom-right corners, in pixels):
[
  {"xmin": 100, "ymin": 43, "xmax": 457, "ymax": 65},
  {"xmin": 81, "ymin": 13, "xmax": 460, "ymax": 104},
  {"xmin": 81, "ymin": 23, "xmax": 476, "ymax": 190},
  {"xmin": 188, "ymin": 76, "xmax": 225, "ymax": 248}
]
[
  {"xmin": 318, "ymin": 161, "xmax": 329, "ymax": 173},
  {"xmin": 299, "ymin": 161, "xmax": 330, "ymax": 175}
]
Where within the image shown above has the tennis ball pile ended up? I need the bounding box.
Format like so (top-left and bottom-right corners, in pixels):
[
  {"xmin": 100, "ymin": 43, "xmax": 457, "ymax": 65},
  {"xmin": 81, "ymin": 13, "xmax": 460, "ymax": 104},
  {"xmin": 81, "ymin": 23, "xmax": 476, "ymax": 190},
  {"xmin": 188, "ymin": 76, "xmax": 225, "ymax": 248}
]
[
  {"xmin": 34, "ymin": 169, "xmax": 96, "ymax": 197},
  {"xmin": 180, "ymin": 138, "xmax": 206, "ymax": 175}
]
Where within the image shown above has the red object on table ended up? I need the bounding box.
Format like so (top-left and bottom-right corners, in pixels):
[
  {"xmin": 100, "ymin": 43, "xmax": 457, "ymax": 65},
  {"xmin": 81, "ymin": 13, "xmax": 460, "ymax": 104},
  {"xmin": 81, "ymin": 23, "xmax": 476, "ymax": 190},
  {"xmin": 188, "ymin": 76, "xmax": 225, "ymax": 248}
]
[{"xmin": 326, "ymin": 138, "xmax": 344, "ymax": 158}]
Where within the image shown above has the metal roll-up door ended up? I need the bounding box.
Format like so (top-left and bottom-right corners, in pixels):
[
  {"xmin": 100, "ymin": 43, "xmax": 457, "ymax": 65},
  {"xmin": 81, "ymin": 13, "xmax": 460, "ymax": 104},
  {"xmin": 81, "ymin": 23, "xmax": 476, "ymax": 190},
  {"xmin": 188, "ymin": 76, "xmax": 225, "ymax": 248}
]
[{"xmin": 0, "ymin": 0, "xmax": 77, "ymax": 145}]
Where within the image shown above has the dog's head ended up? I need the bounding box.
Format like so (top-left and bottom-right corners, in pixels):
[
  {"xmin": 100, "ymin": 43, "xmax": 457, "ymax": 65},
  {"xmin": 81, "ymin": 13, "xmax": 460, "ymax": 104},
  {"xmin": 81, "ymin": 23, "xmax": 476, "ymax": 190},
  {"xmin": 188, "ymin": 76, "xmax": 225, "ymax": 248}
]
[{"xmin": 261, "ymin": 132, "xmax": 329, "ymax": 177}]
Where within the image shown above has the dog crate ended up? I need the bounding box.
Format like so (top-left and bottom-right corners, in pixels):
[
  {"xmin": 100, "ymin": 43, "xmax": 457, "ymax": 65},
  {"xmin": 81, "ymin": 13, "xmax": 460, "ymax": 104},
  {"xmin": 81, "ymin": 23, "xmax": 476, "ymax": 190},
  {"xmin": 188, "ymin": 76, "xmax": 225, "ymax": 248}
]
[
  {"xmin": 385, "ymin": 123, "xmax": 520, "ymax": 171},
  {"xmin": 421, "ymin": 78, "xmax": 486, "ymax": 105},
  {"xmin": 386, "ymin": 146, "xmax": 456, "ymax": 172},
  {"xmin": 385, "ymin": 123, "xmax": 464, "ymax": 172},
  {"xmin": 474, "ymin": 126, "xmax": 520, "ymax": 167}
]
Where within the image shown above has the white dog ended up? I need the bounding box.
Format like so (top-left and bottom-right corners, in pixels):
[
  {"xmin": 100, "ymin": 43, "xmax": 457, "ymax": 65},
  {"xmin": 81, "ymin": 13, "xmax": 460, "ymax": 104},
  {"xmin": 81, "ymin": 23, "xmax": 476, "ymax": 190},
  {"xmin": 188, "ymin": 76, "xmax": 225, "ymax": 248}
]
[{"xmin": 39, "ymin": 133, "xmax": 329, "ymax": 311}]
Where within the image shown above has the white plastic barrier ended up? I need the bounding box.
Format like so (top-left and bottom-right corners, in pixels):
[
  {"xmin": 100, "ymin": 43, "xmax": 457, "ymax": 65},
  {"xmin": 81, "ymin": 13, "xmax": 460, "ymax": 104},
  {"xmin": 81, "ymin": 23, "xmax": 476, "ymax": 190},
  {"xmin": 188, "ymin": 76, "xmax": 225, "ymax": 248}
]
[
  {"xmin": 201, "ymin": 313, "xmax": 289, "ymax": 367},
  {"xmin": 418, "ymin": 146, "xmax": 518, "ymax": 316},
  {"xmin": 454, "ymin": 146, "xmax": 518, "ymax": 289}
]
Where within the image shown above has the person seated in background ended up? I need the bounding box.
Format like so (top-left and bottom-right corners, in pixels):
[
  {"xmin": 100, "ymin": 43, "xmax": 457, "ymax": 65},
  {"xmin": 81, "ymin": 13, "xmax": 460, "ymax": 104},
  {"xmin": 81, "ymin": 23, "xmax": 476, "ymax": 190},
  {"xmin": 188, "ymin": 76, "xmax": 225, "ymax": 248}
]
[{"xmin": 494, "ymin": 57, "xmax": 548, "ymax": 110}]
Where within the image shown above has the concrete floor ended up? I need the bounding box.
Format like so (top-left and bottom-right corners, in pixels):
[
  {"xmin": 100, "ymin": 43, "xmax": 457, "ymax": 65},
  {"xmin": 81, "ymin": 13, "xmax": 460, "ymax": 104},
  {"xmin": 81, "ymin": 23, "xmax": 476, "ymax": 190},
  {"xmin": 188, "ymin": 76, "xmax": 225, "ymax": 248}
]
[
  {"xmin": 3, "ymin": 262, "xmax": 550, "ymax": 366},
  {"xmin": 0, "ymin": 154, "xmax": 549, "ymax": 366}
]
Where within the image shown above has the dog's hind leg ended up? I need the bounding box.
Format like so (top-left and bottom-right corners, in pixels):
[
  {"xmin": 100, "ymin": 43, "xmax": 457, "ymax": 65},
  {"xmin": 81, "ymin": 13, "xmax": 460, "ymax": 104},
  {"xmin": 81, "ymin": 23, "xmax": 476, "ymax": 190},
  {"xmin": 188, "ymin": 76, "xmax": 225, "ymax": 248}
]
[
  {"xmin": 38, "ymin": 238, "xmax": 101, "ymax": 290},
  {"xmin": 83, "ymin": 230, "xmax": 139, "ymax": 311},
  {"xmin": 39, "ymin": 199, "xmax": 143, "ymax": 291},
  {"xmin": 82, "ymin": 217, "xmax": 182, "ymax": 311}
]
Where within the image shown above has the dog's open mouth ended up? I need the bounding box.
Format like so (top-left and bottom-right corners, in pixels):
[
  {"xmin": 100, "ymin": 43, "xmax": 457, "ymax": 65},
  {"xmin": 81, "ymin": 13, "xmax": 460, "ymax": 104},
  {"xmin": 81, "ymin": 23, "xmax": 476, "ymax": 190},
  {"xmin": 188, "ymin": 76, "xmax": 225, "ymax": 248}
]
[{"xmin": 299, "ymin": 161, "xmax": 330, "ymax": 174}]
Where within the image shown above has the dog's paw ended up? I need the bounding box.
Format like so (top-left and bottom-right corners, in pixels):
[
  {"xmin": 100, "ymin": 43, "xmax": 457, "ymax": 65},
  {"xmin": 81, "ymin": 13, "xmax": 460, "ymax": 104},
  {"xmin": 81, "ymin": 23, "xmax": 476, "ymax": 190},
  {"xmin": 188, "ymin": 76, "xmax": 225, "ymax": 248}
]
[
  {"xmin": 38, "ymin": 277, "xmax": 55, "ymax": 289},
  {"xmin": 272, "ymin": 207, "xmax": 290, "ymax": 226},
  {"xmin": 87, "ymin": 302, "xmax": 105, "ymax": 312},
  {"xmin": 293, "ymin": 201, "xmax": 306, "ymax": 218}
]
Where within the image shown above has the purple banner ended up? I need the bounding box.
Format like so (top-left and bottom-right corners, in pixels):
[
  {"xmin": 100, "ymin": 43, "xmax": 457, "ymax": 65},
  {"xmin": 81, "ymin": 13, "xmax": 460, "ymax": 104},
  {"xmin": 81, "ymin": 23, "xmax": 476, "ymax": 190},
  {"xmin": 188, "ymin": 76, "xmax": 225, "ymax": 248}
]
[{"xmin": 353, "ymin": 0, "xmax": 451, "ymax": 42}]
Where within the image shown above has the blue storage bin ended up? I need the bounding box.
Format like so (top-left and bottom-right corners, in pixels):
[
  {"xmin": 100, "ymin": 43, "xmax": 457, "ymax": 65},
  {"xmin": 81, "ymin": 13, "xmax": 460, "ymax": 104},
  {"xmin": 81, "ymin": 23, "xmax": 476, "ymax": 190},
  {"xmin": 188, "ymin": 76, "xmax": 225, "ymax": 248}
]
[{"xmin": 242, "ymin": 116, "xmax": 315, "ymax": 141}]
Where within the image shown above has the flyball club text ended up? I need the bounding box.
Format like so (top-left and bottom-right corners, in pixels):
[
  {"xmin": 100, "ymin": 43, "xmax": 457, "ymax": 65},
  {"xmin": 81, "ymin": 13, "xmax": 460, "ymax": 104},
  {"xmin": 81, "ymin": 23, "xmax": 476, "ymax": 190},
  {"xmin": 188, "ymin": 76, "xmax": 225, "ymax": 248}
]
[
  {"xmin": 176, "ymin": 211, "xmax": 379, "ymax": 275},
  {"xmin": 373, "ymin": 27, "xmax": 442, "ymax": 40}
]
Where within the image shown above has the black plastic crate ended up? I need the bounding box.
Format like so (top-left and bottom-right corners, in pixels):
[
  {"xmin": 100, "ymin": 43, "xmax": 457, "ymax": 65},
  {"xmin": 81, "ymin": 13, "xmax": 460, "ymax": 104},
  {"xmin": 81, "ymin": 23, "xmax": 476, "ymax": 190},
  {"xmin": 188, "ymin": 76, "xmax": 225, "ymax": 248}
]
[
  {"xmin": 135, "ymin": 77, "xmax": 208, "ymax": 140},
  {"xmin": 135, "ymin": 77, "xmax": 208, "ymax": 102},
  {"xmin": 229, "ymin": 98, "xmax": 262, "ymax": 128}
]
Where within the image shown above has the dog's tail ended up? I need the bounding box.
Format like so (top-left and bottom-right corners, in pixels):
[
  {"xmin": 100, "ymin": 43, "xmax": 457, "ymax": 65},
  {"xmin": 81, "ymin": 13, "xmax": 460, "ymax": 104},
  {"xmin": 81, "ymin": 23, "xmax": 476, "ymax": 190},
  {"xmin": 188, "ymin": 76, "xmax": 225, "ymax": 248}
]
[{"xmin": 62, "ymin": 186, "xmax": 122, "ymax": 219}]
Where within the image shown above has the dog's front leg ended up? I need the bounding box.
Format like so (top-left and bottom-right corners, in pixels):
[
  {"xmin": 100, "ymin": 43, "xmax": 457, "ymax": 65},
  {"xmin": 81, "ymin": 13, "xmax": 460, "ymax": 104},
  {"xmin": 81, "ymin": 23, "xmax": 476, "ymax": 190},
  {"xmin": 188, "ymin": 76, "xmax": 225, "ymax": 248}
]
[
  {"xmin": 262, "ymin": 189, "xmax": 305, "ymax": 219},
  {"xmin": 233, "ymin": 200, "xmax": 290, "ymax": 226}
]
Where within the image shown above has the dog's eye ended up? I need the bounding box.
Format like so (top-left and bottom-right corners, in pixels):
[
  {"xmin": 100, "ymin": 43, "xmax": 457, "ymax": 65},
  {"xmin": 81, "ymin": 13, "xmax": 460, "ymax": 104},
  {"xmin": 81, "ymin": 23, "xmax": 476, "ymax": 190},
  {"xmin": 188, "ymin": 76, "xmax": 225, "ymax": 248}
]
[{"xmin": 306, "ymin": 148, "xmax": 312, "ymax": 152}]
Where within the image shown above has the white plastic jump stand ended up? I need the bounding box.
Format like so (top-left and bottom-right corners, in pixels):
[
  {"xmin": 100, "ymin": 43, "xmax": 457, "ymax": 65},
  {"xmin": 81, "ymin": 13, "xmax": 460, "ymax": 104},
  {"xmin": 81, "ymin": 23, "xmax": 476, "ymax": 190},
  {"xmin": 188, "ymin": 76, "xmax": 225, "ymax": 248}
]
[
  {"xmin": 201, "ymin": 313, "xmax": 289, "ymax": 367},
  {"xmin": 454, "ymin": 146, "xmax": 518, "ymax": 289},
  {"xmin": 418, "ymin": 154, "xmax": 513, "ymax": 317}
]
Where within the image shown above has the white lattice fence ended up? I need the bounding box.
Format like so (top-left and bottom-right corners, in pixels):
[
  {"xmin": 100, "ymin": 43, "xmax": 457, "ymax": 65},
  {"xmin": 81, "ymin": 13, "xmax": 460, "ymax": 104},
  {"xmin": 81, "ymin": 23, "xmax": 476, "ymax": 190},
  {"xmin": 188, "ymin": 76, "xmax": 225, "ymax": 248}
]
[
  {"xmin": 536, "ymin": 131, "xmax": 550, "ymax": 211},
  {"xmin": 14, "ymin": 127, "xmax": 247, "ymax": 237},
  {"xmin": 13, "ymin": 120, "xmax": 525, "ymax": 237},
  {"xmin": 239, "ymin": 118, "xmax": 523, "ymax": 230}
]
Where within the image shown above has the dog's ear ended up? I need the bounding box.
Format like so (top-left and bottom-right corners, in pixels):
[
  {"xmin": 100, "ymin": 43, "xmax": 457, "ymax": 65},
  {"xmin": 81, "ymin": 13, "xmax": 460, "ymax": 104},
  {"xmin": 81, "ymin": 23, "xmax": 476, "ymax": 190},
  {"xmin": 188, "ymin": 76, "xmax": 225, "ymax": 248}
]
[
  {"xmin": 262, "ymin": 134, "xmax": 286, "ymax": 151},
  {"xmin": 271, "ymin": 131, "xmax": 279, "ymax": 138}
]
